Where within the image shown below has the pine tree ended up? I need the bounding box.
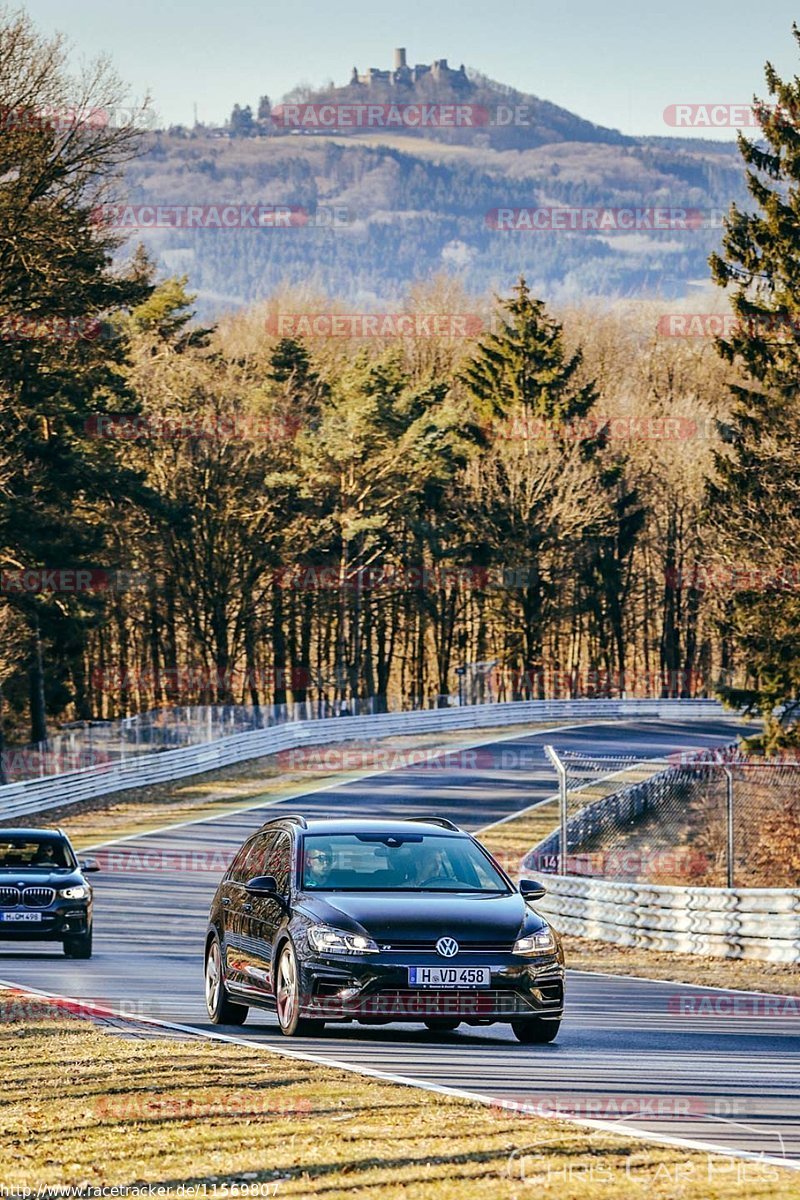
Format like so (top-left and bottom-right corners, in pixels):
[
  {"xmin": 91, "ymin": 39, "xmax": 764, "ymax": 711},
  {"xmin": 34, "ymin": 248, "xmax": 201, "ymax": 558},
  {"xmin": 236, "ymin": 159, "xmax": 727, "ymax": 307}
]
[
  {"xmin": 461, "ymin": 276, "xmax": 596, "ymax": 426},
  {"xmin": 708, "ymin": 25, "xmax": 800, "ymax": 748},
  {"xmin": 462, "ymin": 279, "xmax": 610, "ymax": 698}
]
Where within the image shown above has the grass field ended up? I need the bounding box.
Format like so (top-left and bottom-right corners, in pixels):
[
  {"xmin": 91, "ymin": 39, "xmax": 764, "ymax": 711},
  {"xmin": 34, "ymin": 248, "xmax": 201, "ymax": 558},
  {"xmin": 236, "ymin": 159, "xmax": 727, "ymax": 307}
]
[{"xmin": 2, "ymin": 1001, "xmax": 794, "ymax": 1199}]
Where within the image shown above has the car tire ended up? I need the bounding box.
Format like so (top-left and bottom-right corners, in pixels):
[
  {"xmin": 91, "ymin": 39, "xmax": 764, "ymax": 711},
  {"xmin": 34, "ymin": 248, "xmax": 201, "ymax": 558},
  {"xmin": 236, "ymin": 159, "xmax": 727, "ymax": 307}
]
[
  {"xmin": 511, "ymin": 1017, "xmax": 560, "ymax": 1044},
  {"xmin": 423, "ymin": 1018, "xmax": 460, "ymax": 1033},
  {"xmin": 205, "ymin": 934, "xmax": 248, "ymax": 1025},
  {"xmin": 275, "ymin": 941, "xmax": 324, "ymax": 1037},
  {"xmin": 63, "ymin": 928, "xmax": 92, "ymax": 959}
]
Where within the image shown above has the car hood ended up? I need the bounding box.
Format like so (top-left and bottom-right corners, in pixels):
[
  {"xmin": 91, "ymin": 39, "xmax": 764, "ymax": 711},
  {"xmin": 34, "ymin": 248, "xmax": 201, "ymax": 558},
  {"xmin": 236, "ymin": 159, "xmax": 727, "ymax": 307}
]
[
  {"xmin": 297, "ymin": 890, "xmax": 545, "ymax": 942},
  {"xmin": 0, "ymin": 870, "xmax": 82, "ymax": 888}
]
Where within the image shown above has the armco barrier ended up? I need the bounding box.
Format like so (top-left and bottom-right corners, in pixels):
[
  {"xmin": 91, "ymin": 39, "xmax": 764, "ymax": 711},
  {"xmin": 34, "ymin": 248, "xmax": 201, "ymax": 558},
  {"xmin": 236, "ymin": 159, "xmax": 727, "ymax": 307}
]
[
  {"xmin": 534, "ymin": 874, "xmax": 800, "ymax": 963},
  {"xmin": 0, "ymin": 698, "xmax": 724, "ymax": 820}
]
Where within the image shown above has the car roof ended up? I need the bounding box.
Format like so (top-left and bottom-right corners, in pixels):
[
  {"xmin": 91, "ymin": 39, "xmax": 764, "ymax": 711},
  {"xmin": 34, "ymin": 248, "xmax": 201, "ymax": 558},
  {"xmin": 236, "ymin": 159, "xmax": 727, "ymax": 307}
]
[
  {"xmin": 264, "ymin": 817, "xmax": 466, "ymax": 837},
  {"xmin": 0, "ymin": 828, "xmax": 66, "ymax": 838}
]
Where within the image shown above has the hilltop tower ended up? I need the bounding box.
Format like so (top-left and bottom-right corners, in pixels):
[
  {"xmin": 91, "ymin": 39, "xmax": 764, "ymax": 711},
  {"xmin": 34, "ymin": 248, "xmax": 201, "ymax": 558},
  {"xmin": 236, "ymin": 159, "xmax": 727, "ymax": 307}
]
[{"xmin": 350, "ymin": 49, "xmax": 468, "ymax": 89}]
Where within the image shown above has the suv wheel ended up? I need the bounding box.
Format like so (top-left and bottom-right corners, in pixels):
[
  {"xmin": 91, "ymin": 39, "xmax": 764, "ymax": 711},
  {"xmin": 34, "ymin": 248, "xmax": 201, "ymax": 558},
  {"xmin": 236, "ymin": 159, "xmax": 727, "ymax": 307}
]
[
  {"xmin": 205, "ymin": 934, "xmax": 248, "ymax": 1025},
  {"xmin": 63, "ymin": 928, "xmax": 92, "ymax": 959},
  {"xmin": 511, "ymin": 1017, "xmax": 560, "ymax": 1044},
  {"xmin": 275, "ymin": 941, "xmax": 324, "ymax": 1037}
]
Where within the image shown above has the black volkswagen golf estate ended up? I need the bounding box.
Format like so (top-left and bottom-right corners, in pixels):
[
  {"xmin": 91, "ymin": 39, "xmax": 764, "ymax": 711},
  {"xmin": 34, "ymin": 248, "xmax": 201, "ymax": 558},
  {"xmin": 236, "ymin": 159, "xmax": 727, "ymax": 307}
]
[{"xmin": 204, "ymin": 815, "xmax": 564, "ymax": 1042}]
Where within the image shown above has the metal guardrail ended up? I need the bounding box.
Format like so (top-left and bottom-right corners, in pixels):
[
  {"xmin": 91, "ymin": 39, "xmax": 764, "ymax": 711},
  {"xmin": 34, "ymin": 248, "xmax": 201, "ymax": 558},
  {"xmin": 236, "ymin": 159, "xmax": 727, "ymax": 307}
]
[
  {"xmin": 535, "ymin": 875, "xmax": 800, "ymax": 964},
  {"xmin": 0, "ymin": 698, "xmax": 725, "ymax": 821}
]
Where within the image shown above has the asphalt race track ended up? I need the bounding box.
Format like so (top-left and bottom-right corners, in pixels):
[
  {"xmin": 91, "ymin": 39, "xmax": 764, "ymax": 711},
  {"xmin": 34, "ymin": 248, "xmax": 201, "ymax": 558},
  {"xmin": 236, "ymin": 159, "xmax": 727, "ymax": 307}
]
[{"xmin": 2, "ymin": 718, "xmax": 799, "ymax": 1169}]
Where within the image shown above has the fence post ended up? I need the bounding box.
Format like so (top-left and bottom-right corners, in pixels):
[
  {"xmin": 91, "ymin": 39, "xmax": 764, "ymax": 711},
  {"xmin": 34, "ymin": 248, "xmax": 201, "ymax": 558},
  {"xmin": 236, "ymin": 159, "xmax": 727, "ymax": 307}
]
[
  {"xmin": 544, "ymin": 744, "xmax": 568, "ymax": 875},
  {"xmin": 723, "ymin": 766, "xmax": 734, "ymax": 888}
]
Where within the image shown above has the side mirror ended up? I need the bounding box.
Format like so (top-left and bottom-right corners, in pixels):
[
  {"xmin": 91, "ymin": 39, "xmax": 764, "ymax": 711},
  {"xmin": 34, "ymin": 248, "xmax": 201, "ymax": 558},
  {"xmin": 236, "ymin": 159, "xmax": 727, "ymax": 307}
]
[
  {"xmin": 245, "ymin": 875, "xmax": 283, "ymax": 899},
  {"xmin": 519, "ymin": 878, "xmax": 547, "ymax": 902},
  {"xmin": 80, "ymin": 858, "xmax": 100, "ymax": 874}
]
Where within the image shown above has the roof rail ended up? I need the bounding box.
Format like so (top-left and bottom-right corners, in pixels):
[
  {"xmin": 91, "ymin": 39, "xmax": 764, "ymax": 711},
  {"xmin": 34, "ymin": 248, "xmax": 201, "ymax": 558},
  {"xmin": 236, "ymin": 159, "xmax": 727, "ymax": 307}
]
[
  {"xmin": 403, "ymin": 816, "xmax": 460, "ymax": 832},
  {"xmin": 262, "ymin": 813, "xmax": 308, "ymax": 829}
]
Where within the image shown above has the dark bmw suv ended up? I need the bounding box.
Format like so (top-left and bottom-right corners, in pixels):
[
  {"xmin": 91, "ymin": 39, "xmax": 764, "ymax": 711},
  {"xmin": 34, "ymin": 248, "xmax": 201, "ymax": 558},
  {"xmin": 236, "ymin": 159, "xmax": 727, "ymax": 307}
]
[
  {"xmin": 205, "ymin": 815, "xmax": 564, "ymax": 1042},
  {"xmin": 0, "ymin": 828, "xmax": 98, "ymax": 957}
]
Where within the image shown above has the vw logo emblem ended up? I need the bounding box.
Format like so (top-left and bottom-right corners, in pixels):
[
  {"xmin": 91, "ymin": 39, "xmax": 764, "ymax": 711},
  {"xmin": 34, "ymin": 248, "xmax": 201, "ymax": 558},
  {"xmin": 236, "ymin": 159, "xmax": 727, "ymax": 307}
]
[{"xmin": 436, "ymin": 936, "xmax": 459, "ymax": 958}]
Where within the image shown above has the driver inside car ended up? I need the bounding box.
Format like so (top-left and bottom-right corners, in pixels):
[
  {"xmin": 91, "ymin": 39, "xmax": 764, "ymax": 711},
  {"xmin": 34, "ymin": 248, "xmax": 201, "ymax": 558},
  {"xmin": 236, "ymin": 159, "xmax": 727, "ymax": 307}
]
[
  {"xmin": 305, "ymin": 846, "xmax": 334, "ymax": 887},
  {"xmin": 414, "ymin": 845, "xmax": 455, "ymax": 887}
]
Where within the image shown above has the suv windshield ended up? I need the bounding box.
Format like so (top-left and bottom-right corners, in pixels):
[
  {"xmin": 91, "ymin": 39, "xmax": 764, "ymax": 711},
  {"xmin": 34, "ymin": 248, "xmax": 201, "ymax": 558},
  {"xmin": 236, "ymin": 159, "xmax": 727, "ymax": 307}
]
[
  {"xmin": 301, "ymin": 832, "xmax": 509, "ymax": 893},
  {"xmin": 0, "ymin": 837, "xmax": 75, "ymax": 871}
]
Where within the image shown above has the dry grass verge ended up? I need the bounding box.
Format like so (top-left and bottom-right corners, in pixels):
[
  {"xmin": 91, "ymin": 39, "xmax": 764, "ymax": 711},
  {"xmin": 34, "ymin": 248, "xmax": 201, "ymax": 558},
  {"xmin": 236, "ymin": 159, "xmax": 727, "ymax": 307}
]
[{"xmin": 1, "ymin": 1000, "xmax": 793, "ymax": 1198}]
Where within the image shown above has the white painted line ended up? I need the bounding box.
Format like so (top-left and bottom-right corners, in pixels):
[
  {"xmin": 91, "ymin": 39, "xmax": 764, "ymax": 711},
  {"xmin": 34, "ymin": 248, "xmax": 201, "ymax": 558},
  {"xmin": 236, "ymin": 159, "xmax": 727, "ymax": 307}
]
[{"xmin": 1, "ymin": 978, "xmax": 796, "ymax": 1173}]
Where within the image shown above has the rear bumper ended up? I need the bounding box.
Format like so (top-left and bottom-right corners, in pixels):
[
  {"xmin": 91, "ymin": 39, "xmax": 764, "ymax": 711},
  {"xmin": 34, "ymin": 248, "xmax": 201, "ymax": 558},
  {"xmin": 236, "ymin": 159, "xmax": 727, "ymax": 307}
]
[{"xmin": 300, "ymin": 952, "xmax": 565, "ymax": 1023}]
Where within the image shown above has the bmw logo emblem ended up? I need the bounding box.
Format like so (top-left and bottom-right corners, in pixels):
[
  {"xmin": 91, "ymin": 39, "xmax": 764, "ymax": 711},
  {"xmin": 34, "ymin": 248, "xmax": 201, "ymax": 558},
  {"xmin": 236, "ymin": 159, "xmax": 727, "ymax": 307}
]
[{"xmin": 436, "ymin": 936, "xmax": 459, "ymax": 958}]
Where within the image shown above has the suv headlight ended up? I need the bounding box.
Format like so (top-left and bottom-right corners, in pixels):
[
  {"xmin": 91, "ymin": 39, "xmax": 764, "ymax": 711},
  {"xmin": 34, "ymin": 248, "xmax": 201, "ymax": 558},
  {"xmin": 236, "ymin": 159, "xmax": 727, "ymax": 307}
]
[
  {"xmin": 307, "ymin": 924, "xmax": 379, "ymax": 955},
  {"xmin": 513, "ymin": 928, "xmax": 556, "ymax": 956},
  {"xmin": 58, "ymin": 885, "xmax": 90, "ymax": 900}
]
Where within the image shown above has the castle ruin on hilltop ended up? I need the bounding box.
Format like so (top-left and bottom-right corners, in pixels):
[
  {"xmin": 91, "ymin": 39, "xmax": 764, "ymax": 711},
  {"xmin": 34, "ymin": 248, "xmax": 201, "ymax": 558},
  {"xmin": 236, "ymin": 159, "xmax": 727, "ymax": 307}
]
[{"xmin": 349, "ymin": 48, "xmax": 469, "ymax": 89}]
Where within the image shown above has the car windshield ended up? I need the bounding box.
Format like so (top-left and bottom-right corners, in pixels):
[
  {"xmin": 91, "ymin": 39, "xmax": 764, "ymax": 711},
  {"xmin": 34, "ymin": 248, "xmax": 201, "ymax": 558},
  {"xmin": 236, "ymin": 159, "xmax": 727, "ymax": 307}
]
[
  {"xmin": 0, "ymin": 838, "xmax": 75, "ymax": 871},
  {"xmin": 300, "ymin": 832, "xmax": 509, "ymax": 892}
]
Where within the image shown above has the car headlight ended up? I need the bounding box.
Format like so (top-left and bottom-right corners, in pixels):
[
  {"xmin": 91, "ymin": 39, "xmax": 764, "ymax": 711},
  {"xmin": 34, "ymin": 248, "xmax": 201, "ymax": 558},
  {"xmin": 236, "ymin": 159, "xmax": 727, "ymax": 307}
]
[
  {"xmin": 58, "ymin": 884, "xmax": 90, "ymax": 900},
  {"xmin": 513, "ymin": 928, "xmax": 556, "ymax": 956},
  {"xmin": 307, "ymin": 924, "xmax": 379, "ymax": 955}
]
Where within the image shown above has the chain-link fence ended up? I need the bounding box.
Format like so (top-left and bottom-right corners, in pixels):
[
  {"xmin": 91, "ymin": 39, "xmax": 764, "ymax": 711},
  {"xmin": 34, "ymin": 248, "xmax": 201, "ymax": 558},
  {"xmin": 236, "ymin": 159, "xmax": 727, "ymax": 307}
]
[{"xmin": 537, "ymin": 747, "xmax": 800, "ymax": 889}]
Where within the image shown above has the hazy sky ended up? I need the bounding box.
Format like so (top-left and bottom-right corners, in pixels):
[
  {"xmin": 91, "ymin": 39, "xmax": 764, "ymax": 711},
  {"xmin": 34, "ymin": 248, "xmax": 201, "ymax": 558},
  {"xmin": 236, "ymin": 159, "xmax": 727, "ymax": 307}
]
[{"xmin": 23, "ymin": 0, "xmax": 800, "ymax": 138}]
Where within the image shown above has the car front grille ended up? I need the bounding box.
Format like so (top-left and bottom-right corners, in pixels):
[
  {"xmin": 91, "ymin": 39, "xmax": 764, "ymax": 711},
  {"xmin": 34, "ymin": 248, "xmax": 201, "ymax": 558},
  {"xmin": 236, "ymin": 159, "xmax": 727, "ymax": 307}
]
[
  {"xmin": 378, "ymin": 940, "xmax": 516, "ymax": 953},
  {"xmin": 0, "ymin": 886, "xmax": 56, "ymax": 908}
]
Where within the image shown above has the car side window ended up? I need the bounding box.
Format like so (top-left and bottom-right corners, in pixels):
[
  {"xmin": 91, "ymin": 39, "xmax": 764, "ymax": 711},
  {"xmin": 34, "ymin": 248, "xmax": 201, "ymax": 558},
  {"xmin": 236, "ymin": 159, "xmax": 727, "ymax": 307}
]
[
  {"xmin": 227, "ymin": 836, "xmax": 263, "ymax": 884},
  {"xmin": 264, "ymin": 832, "xmax": 291, "ymax": 894}
]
